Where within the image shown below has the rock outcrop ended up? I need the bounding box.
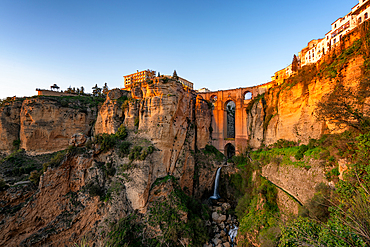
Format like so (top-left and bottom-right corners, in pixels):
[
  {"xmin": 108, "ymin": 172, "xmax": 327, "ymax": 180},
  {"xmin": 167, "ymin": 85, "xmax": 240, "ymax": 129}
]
[
  {"xmin": 94, "ymin": 89, "xmax": 128, "ymax": 135},
  {"xmin": 0, "ymin": 101, "xmax": 22, "ymax": 152},
  {"xmin": 262, "ymin": 160, "xmax": 327, "ymax": 205},
  {"xmin": 19, "ymin": 97, "xmax": 96, "ymax": 153},
  {"xmin": 247, "ymin": 56, "xmax": 365, "ymax": 148},
  {"xmin": 0, "ymin": 79, "xmax": 215, "ymax": 246}
]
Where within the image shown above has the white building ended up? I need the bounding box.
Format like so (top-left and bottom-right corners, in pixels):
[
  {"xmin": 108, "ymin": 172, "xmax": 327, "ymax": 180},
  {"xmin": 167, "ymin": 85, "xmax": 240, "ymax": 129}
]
[{"xmin": 300, "ymin": 0, "xmax": 370, "ymax": 67}]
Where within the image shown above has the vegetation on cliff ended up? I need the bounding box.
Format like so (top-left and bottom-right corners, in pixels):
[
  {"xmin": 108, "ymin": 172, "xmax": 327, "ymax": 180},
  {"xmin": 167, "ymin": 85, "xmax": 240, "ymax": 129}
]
[
  {"xmin": 234, "ymin": 20, "xmax": 370, "ymax": 247},
  {"xmin": 232, "ymin": 128, "xmax": 370, "ymax": 246},
  {"xmin": 104, "ymin": 176, "xmax": 211, "ymax": 247}
]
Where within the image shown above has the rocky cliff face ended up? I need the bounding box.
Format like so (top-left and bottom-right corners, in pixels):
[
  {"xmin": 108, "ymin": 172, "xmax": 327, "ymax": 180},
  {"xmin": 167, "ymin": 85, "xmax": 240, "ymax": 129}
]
[
  {"xmin": 0, "ymin": 97, "xmax": 98, "ymax": 154},
  {"xmin": 0, "ymin": 79, "xmax": 217, "ymax": 246},
  {"xmin": 0, "ymin": 101, "xmax": 22, "ymax": 152},
  {"xmin": 1, "ymin": 26, "xmax": 368, "ymax": 246},
  {"xmin": 20, "ymin": 98, "xmax": 96, "ymax": 153},
  {"xmin": 94, "ymin": 89, "xmax": 128, "ymax": 135},
  {"xmin": 247, "ymin": 55, "xmax": 365, "ymax": 149}
]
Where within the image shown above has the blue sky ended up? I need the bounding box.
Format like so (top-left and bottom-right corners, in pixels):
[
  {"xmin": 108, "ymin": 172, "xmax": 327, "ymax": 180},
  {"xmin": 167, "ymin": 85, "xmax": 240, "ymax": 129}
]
[{"xmin": 0, "ymin": 0, "xmax": 357, "ymax": 99}]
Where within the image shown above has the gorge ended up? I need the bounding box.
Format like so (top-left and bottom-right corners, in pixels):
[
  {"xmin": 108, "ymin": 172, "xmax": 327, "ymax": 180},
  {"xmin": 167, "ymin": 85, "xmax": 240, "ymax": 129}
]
[{"xmin": 1, "ymin": 18, "xmax": 370, "ymax": 247}]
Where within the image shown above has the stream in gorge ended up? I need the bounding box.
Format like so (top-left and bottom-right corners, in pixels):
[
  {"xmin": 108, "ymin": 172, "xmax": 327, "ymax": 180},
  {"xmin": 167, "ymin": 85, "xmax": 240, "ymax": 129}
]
[{"xmin": 204, "ymin": 166, "xmax": 239, "ymax": 247}]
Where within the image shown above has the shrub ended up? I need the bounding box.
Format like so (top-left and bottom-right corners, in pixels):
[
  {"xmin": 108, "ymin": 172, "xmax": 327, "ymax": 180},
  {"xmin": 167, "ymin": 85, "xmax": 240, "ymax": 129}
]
[
  {"xmin": 42, "ymin": 150, "xmax": 66, "ymax": 172},
  {"xmin": 258, "ymin": 178, "xmax": 278, "ymax": 211},
  {"xmin": 85, "ymin": 181, "xmax": 105, "ymax": 199},
  {"xmin": 106, "ymin": 214, "xmax": 143, "ymax": 247},
  {"xmin": 139, "ymin": 150, "xmax": 148, "ymax": 161},
  {"xmin": 203, "ymin": 144, "xmax": 225, "ymax": 161},
  {"xmin": 295, "ymin": 145, "xmax": 309, "ymax": 160},
  {"xmin": 116, "ymin": 95, "xmax": 128, "ymax": 104},
  {"xmin": 308, "ymin": 138, "xmax": 318, "ymax": 149},
  {"xmin": 305, "ymin": 183, "xmax": 332, "ymax": 223},
  {"xmin": 272, "ymin": 139, "xmax": 297, "ymax": 149},
  {"xmin": 29, "ymin": 170, "xmax": 41, "ymax": 185},
  {"xmin": 129, "ymin": 146, "xmax": 143, "ymax": 160},
  {"xmin": 95, "ymin": 133, "xmax": 117, "ymax": 152},
  {"xmin": 325, "ymin": 167, "xmax": 340, "ymax": 181},
  {"xmin": 116, "ymin": 125, "xmax": 128, "ymax": 140},
  {"xmin": 147, "ymin": 145, "xmax": 155, "ymax": 154},
  {"xmin": 12, "ymin": 139, "xmax": 21, "ymax": 150},
  {"xmin": 118, "ymin": 142, "xmax": 131, "ymax": 157}
]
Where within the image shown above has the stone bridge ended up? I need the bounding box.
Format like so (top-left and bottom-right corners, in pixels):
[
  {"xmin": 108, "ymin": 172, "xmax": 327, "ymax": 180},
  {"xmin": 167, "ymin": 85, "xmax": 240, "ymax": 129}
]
[{"xmin": 197, "ymin": 82, "xmax": 274, "ymax": 158}]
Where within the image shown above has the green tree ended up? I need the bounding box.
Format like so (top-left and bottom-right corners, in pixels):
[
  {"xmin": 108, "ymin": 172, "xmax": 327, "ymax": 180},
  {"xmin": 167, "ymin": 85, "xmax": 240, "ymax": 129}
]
[
  {"xmin": 102, "ymin": 82, "xmax": 109, "ymax": 95},
  {"xmin": 172, "ymin": 70, "xmax": 178, "ymax": 80},
  {"xmin": 292, "ymin": 54, "xmax": 299, "ymax": 72},
  {"xmin": 66, "ymin": 86, "xmax": 73, "ymax": 93},
  {"xmin": 315, "ymin": 82, "xmax": 370, "ymax": 133},
  {"xmin": 92, "ymin": 84, "xmax": 102, "ymax": 97}
]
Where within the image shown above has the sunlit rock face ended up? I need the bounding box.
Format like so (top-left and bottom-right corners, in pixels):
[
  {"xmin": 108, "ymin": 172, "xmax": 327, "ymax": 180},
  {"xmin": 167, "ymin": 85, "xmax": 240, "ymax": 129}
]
[
  {"xmin": 248, "ymin": 56, "xmax": 365, "ymax": 148},
  {"xmin": 125, "ymin": 79, "xmax": 212, "ymax": 195},
  {"xmin": 0, "ymin": 80, "xmax": 216, "ymax": 246},
  {"xmin": 94, "ymin": 89, "xmax": 128, "ymax": 135},
  {"xmin": 0, "ymin": 101, "xmax": 22, "ymax": 152},
  {"xmin": 19, "ymin": 97, "xmax": 96, "ymax": 153}
]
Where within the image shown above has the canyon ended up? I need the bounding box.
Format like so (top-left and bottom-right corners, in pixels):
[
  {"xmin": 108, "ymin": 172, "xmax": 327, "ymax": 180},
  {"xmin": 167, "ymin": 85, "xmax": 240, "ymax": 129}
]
[{"xmin": 0, "ymin": 22, "xmax": 370, "ymax": 247}]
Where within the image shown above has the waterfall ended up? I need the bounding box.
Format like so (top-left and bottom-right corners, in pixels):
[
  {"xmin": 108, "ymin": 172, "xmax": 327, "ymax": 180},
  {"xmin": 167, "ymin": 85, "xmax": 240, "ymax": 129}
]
[
  {"xmin": 229, "ymin": 224, "xmax": 238, "ymax": 245},
  {"xmin": 209, "ymin": 167, "xmax": 222, "ymax": 200}
]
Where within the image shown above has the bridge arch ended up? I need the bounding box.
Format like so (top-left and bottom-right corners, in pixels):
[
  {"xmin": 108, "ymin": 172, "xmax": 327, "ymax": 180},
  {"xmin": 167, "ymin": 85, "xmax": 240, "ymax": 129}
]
[
  {"xmin": 225, "ymin": 143, "xmax": 235, "ymax": 159},
  {"xmin": 197, "ymin": 83, "xmax": 273, "ymax": 155},
  {"xmin": 224, "ymin": 100, "xmax": 235, "ymax": 139},
  {"xmin": 244, "ymin": 91, "xmax": 252, "ymax": 100}
]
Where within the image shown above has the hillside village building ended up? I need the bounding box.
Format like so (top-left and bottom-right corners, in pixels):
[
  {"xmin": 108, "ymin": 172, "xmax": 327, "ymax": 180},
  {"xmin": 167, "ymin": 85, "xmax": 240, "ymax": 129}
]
[
  {"xmin": 273, "ymin": 0, "xmax": 370, "ymax": 80},
  {"xmin": 300, "ymin": 0, "xmax": 370, "ymax": 67},
  {"xmin": 123, "ymin": 70, "xmax": 194, "ymax": 90},
  {"xmin": 123, "ymin": 69, "xmax": 156, "ymax": 88}
]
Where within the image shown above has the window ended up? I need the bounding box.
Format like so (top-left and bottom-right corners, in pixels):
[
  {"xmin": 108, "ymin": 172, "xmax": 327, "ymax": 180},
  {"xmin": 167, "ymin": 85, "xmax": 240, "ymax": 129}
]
[
  {"xmin": 335, "ymin": 24, "xmax": 337, "ymax": 28},
  {"xmin": 365, "ymin": 13, "xmax": 368, "ymax": 19},
  {"xmin": 359, "ymin": 17, "xmax": 362, "ymax": 23}
]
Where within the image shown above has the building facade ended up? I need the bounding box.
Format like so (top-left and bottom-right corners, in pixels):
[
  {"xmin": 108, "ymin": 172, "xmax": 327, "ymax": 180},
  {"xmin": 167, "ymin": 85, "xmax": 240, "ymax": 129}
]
[
  {"xmin": 123, "ymin": 69, "xmax": 156, "ymax": 88},
  {"xmin": 177, "ymin": 76, "xmax": 194, "ymax": 89},
  {"xmin": 299, "ymin": 0, "xmax": 370, "ymax": 67},
  {"xmin": 123, "ymin": 70, "xmax": 194, "ymax": 90}
]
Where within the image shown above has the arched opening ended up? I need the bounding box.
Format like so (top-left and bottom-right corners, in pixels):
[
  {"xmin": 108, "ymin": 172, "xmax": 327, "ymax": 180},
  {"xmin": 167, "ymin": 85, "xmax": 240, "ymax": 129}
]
[
  {"xmin": 225, "ymin": 101, "xmax": 235, "ymax": 138},
  {"xmin": 210, "ymin": 95, "xmax": 217, "ymax": 102},
  {"xmin": 244, "ymin": 91, "xmax": 252, "ymax": 100},
  {"xmin": 225, "ymin": 143, "xmax": 235, "ymax": 160}
]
